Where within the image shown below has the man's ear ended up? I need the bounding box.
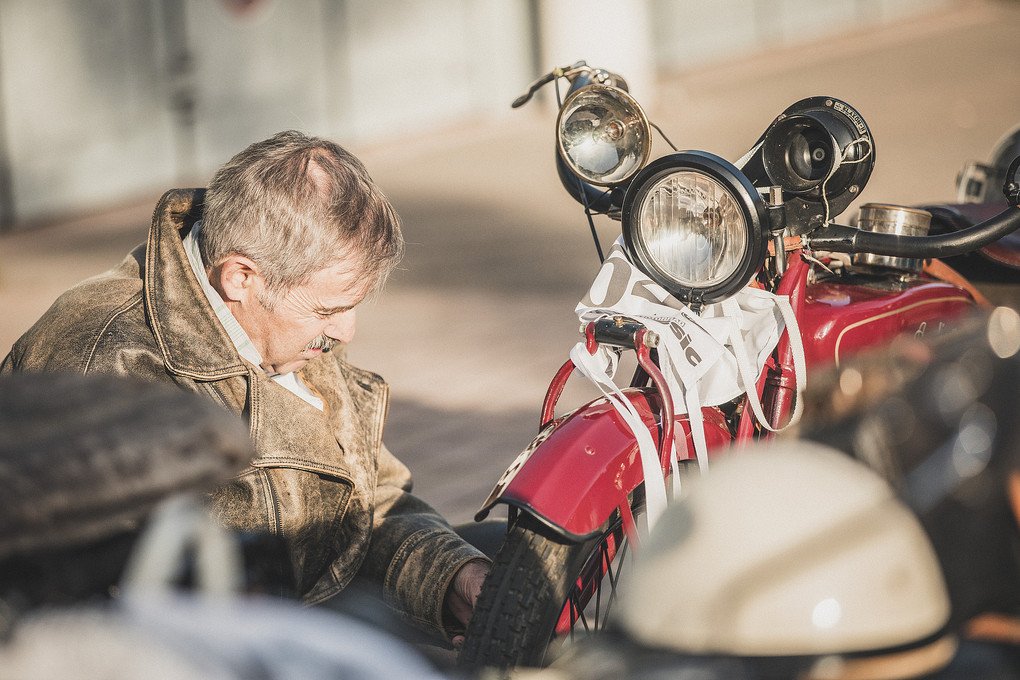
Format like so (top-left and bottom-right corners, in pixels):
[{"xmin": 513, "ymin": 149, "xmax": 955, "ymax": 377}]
[{"xmin": 212, "ymin": 254, "xmax": 264, "ymax": 304}]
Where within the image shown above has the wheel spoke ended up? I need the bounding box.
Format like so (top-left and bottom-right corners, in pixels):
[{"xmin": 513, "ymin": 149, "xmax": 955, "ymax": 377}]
[
  {"xmin": 546, "ymin": 502, "xmax": 646, "ymax": 657},
  {"xmin": 601, "ymin": 539, "xmax": 629, "ymax": 626},
  {"xmin": 604, "ymin": 538, "xmax": 619, "ymax": 592},
  {"xmin": 568, "ymin": 595, "xmax": 577, "ymax": 642},
  {"xmin": 593, "ymin": 540, "xmax": 606, "ymax": 628},
  {"xmin": 573, "ymin": 590, "xmax": 591, "ymax": 633}
]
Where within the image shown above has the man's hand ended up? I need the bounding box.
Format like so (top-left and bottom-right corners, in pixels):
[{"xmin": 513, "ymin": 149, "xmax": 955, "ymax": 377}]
[{"xmin": 446, "ymin": 559, "xmax": 490, "ymax": 648}]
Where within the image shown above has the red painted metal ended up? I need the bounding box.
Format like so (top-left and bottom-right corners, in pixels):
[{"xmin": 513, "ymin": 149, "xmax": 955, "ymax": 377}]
[
  {"xmin": 493, "ymin": 254, "xmax": 978, "ymax": 541},
  {"xmin": 554, "ymin": 530, "xmax": 621, "ymax": 635},
  {"xmin": 733, "ymin": 253, "xmax": 810, "ymax": 438},
  {"xmin": 540, "ymin": 322, "xmax": 600, "ymax": 427},
  {"xmin": 584, "ymin": 321, "xmax": 599, "ymax": 354},
  {"xmin": 479, "ymin": 388, "xmax": 731, "ymax": 538},
  {"xmin": 798, "ymin": 276, "xmax": 974, "ymax": 368},
  {"xmin": 635, "ymin": 334, "xmax": 675, "ymax": 473},
  {"xmin": 735, "ymin": 354, "xmax": 772, "ymax": 443},
  {"xmin": 767, "ymin": 252, "xmax": 811, "ymax": 428},
  {"xmin": 541, "ymin": 359, "xmax": 576, "ymax": 427}
]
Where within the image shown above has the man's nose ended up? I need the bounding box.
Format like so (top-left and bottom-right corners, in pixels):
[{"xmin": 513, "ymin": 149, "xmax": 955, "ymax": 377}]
[{"xmin": 325, "ymin": 310, "xmax": 356, "ymax": 344}]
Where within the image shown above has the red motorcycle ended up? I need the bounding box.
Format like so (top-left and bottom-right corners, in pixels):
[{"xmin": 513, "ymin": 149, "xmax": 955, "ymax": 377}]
[{"xmin": 459, "ymin": 62, "xmax": 1020, "ymax": 669}]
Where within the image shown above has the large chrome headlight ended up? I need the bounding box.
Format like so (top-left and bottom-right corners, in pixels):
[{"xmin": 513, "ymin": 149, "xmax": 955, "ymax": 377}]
[
  {"xmin": 557, "ymin": 84, "xmax": 651, "ymax": 186},
  {"xmin": 622, "ymin": 152, "xmax": 769, "ymax": 305}
]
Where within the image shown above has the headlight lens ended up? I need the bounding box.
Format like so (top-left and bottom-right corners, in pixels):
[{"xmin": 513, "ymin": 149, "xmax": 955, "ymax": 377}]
[
  {"xmin": 623, "ymin": 152, "xmax": 768, "ymax": 304},
  {"xmin": 557, "ymin": 84, "xmax": 650, "ymax": 186},
  {"xmin": 637, "ymin": 171, "xmax": 748, "ymax": 288}
]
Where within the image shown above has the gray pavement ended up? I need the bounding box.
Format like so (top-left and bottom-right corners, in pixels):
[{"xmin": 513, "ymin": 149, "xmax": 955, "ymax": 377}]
[{"xmin": 2, "ymin": 0, "xmax": 1020, "ymax": 523}]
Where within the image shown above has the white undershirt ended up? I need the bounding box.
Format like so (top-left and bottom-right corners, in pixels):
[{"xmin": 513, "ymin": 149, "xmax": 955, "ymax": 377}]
[{"xmin": 182, "ymin": 223, "xmax": 325, "ymax": 411}]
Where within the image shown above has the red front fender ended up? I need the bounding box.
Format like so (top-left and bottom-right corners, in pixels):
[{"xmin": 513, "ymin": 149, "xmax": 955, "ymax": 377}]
[{"xmin": 475, "ymin": 388, "xmax": 731, "ymax": 541}]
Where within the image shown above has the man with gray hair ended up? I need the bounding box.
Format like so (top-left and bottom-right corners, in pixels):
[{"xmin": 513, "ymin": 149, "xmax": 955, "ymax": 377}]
[{"xmin": 1, "ymin": 130, "xmax": 490, "ymax": 642}]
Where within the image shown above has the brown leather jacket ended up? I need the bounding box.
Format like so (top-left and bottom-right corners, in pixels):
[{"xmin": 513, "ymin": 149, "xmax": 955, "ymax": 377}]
[{"xmin": 1, "ymin": 189, "xmax": 485, "ymax": 635}]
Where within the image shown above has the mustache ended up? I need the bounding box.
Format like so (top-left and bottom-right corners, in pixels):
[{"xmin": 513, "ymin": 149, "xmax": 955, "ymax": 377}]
[{"xmin": 305, "ymin": 335, "xmax": 337, "ymax": 352}]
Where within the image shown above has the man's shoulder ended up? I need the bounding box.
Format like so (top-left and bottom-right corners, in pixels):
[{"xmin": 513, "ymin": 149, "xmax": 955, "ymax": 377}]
[{"xmin": 6, "ymin": 248, "xmax": 160, "ymax": 374}]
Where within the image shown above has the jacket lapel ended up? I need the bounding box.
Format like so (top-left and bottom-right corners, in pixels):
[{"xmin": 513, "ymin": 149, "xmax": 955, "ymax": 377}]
[{"xmin": 143, "ymin": 189, "xmax": 249, "ymax": 381}]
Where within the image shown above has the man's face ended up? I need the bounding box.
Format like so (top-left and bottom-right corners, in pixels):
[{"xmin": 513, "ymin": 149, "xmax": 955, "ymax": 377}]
[{"xmin": 239, "ymin": 259, "xmax": 373, "ymax": 376}]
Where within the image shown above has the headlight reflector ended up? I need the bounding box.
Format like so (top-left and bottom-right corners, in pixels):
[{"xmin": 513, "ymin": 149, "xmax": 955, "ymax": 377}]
[
  {"xmin": 623, "ymin": 152, "xmax": 768, "ymax": 304},
  {"xmin": 557, "ymin": 84, "xmax": 650, "ymax": 186}
]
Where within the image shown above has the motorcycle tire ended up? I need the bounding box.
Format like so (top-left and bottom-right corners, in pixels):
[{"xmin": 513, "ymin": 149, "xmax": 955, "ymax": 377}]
[{"xmin": 459, "ymin": 505, "xmax": 635, "ymax": 670}]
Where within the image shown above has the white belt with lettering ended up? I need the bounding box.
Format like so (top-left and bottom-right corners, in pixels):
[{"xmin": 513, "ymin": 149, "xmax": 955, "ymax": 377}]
[{"xmin": 571, "ymin": 242, "xmax": 806, "ymax": 531}]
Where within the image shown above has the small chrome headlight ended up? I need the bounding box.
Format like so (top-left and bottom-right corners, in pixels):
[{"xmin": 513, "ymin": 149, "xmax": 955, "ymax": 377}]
[
  {"xmin": 623, "ymin": 152, "xmax": 769, "ymax": 305},
  {"xmin": 557, "ymin": 84, "xmax": 651, "ymax": 186}
]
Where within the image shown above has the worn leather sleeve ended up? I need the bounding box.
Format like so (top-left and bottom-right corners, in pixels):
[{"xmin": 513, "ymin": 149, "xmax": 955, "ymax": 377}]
[
  {"xmin": 0, "ymin": 351, "xmax": 14, "ymax": 376},
  {"xmin": 363, "ymin": 440, "xmax": 489, "ymax": 637}
]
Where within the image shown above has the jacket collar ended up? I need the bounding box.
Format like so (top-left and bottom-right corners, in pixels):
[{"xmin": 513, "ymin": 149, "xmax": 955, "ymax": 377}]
[{"xmin": 144, "ymin": 188, "xmax": 250, "ymax": 380}]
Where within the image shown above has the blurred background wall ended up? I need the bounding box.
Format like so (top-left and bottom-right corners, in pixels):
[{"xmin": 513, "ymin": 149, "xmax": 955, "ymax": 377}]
[{"xmin": 0, "ymin": 0, "xmax": 953, "ymax": 230}]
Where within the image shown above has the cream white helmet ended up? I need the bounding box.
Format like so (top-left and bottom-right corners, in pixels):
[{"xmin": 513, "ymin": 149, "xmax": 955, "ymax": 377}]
[{"xmin": 619, "ymin": 441, "xmax": 952, "ymax": 673}]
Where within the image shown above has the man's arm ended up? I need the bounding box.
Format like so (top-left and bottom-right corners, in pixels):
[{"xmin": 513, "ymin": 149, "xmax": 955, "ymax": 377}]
[
  {"xmin": 361, "ymin": 441, "xmax": 490, "ymax": 639},
  {"xmin": 0, "ymin": 350, "xmax": 15, "ymax": 376}
]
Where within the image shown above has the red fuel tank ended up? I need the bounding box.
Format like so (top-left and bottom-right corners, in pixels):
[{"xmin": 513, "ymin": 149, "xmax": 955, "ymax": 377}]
[{"xmin": 799, "ymin": 275, "xmax": 975, "ymax": 368}]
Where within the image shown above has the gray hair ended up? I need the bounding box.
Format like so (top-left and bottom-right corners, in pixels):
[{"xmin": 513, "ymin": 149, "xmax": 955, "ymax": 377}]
[{"xmin": 199, "ymin": 130, "xmax": 404, "ymax": 296}]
